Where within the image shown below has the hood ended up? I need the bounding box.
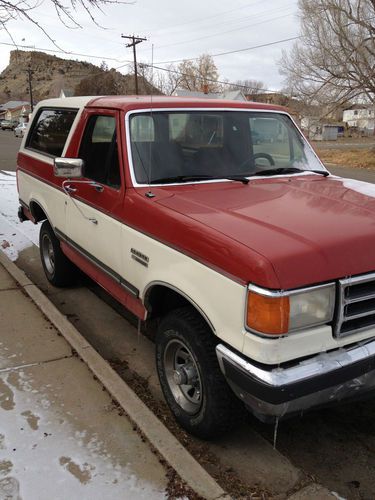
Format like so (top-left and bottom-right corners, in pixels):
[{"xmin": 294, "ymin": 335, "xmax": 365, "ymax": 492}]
[{"xmin": 155, "ymin": 174, "xmax": 375, "ymax": 289}]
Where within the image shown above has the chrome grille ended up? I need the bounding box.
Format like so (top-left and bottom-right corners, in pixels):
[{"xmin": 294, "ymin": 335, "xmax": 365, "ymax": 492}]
[{"xmin": 336, "ymin": 273, "xmax": 375, "ymax": 337}]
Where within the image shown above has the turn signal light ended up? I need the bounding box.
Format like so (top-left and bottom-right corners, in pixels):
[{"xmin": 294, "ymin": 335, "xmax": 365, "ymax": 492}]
[{"xmin": 247, "ymin": 291, "xmax": 290, "ymax": 335}]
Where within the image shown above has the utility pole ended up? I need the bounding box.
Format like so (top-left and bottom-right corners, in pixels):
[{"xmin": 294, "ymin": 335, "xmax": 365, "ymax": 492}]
[
  {"xmin": 26, "ymin": 66, "xmax": 34, "ymax": 112},
  {"xmin": 121, "ymin": 35, "xmax": 147, "ymax": 95}
]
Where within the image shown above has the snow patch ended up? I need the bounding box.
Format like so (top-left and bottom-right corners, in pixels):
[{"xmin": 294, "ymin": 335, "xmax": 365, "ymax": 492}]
[{"xmin": 0, "ymin": 171, "xmax": 40, "ymax": 261}]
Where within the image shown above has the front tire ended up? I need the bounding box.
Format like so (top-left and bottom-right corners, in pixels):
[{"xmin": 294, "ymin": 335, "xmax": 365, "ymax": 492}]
[
  {"xmin": 156, "ymin": 307, "xmax": 241, "ymax": 439},
  {"xmin": 39, "ymin": 220, "xmax": 77, "ymax": 287}
]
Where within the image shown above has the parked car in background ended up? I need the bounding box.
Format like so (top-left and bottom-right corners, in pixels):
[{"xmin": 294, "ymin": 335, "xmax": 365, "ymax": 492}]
[
  {"xmin": 14, "ymin": 122, "xmax": 28, "ymax": 138},
  {"xmin": 1, "ymin": 119, "xmax": 19, "ymax": 130}
]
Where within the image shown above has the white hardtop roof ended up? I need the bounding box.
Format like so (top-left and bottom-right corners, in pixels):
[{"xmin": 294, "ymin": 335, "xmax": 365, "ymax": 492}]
[{"xmin": 34, "ymin": 96, "xmax": 96, "ymax": 109}]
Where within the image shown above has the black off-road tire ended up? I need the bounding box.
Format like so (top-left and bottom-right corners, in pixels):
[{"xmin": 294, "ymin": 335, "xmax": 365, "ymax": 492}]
[
  {"xmin": 156, "ymin": 306, "xmax": 242, "ymax": 439},
  {"xmin": 39, "ymin": 220, "xmax": 77, "ymax": 287}
]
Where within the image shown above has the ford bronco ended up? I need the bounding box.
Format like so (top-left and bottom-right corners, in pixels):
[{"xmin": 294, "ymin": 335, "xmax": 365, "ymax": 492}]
[{"xmin": 17, "ymin": 96, "xmax": 375, "ymax": 438}]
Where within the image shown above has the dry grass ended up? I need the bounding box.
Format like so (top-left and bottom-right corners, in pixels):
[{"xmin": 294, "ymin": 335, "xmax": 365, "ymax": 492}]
[{"xmin": 316, "ymin": 148, "xmax": 375, "ymax": 169}]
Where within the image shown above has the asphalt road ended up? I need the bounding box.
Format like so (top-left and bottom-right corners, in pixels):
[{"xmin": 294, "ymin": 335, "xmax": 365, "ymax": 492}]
[{"xmin": 0, "ymin": 129, "xmax": 21, "ymax": 171}]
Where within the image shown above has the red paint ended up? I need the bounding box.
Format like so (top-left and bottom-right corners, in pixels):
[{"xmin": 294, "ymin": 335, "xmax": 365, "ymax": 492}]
[{"xmin": 61, "ymin": 241, "xmax": 146, "ymax": 319}]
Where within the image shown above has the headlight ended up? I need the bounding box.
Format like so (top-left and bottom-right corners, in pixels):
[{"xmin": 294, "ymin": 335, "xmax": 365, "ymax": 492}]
[{"xmin": 246, "ymin": 283, "xmax": 335, "ymax": 336}]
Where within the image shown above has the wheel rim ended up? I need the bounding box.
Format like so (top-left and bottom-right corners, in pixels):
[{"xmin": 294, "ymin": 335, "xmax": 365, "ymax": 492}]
[
  {"xmin": 41, "ymin": 233, "xmax": 55, "ymax": 276},
  {"xmin": 163, "ymin": 337, "xmax": 203, "ymax": 415}
]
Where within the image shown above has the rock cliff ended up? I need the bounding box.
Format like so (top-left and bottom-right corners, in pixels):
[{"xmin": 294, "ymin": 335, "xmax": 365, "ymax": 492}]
[{"xmin": 0, "ymin": 50, "xmax": 158, "ymax": 101}]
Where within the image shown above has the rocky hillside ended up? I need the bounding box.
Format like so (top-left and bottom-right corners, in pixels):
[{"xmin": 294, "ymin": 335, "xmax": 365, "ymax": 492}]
[{"xmin": 0, "ymin": 50, "xmax": 159, "ymax": 101}]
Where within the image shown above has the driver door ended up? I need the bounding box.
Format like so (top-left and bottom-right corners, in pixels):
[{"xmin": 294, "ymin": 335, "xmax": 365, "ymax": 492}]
[{"xmin": 65, "ymin": 110, "xmax": 125, "ymax": 279}]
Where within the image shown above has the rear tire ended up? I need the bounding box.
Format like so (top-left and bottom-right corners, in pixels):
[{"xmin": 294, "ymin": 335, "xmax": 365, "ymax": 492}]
[
  {"xmin": 39, "ymin": 220, "xmax": 77, "ymax": 287},
  {"xmin": 156, "ymin": 306, "xmax": 242, "ymax": 439}
]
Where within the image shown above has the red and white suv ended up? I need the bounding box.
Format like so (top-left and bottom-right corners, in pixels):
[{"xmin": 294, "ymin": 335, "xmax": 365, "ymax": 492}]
[{"xmin": 17, "ymin": 96, "xmax": 375, "ymax": 438}]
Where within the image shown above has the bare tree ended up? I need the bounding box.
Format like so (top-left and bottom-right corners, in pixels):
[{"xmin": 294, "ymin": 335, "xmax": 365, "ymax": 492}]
[
  {"xmin": 0, "ymin": 0, "xmax": 128, "ymax": 48},
  {"xmin": 152, "ymin": 65, "xmax": 182, "ymax": 96},
  {"xmin": 228, "ymin": 79, "xmax": 265, "ymax": 95},
  {"xmin": 280, "ymin": 0, "xmax": 375, "ymax": 106},
  {"xmin": 177, "ymin": 54, "xmax": 220, "ymax": 92}
]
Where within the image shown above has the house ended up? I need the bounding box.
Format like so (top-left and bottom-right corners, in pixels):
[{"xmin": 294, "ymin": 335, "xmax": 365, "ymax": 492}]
[
  {"xmin": 343, "ymin": 105, "xmax": 375, "ymax": 135},
  {"xmin": 0, "ymin": 101, "xmax": 31, "ymax": 122},
  {"xmin": 173, "ymin": 89, "xmax": 247, "ymax": 101},
  {"xmin": 301, "ymin": 116, "xmax": 339, "ymax": 141}
]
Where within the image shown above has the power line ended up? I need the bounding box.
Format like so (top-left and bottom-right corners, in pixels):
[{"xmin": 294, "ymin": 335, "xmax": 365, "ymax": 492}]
[
  {"xmin": 117, "ymin": 61, "xmax": 283, "ymax": 95},
  {"xmin": 142, "ymin": 0, "xmax": 266, "ymax": 34},
  {"xmin": 146, "ymin": 11, "xmax": 294, "ymax": 52},
  {"xmin": 154, "ymin": 35, "xmax": 300, "ymax": 64}
]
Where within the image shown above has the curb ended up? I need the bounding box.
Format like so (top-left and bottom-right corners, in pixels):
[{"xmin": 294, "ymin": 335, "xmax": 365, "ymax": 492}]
[{"xmin": 0, "ymin": 250, "xmax": 228, "ymax": 500}]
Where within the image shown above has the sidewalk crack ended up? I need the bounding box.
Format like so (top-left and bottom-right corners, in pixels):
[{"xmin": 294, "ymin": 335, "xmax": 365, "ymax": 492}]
[{"xmin": 0, "ymin": 354, "xmax": 74, "ymax": 373}]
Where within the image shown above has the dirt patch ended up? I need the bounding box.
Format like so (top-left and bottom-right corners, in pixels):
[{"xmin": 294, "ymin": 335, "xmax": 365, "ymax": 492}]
[
  {"xmin": 109, "ymin": 359, "xmax": 274, "ymax": 499},
  {"xmin": 317, "ymin": 148, "xmax": 375, "ymax": 169}
]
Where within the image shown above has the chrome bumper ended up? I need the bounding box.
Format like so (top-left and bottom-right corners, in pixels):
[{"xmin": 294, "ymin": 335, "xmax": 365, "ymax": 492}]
[{"xmin": 216, "ymin": 339, "xmax": 375, "ymax": 419}]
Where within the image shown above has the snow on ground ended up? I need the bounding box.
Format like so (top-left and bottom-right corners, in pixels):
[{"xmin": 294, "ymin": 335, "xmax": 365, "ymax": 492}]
[
  {"xmin": 0, "ymin": 366, "xmax": 166, "ymax": 500},
  {"xmin": 0, "ymin": 171, "xmax": 39, "ymax": 261}
]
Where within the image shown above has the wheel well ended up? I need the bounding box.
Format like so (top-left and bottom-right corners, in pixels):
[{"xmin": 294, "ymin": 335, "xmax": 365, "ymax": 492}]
[
  {"xmin": 30, "ymin": 201, "xmax": 48, "ymax": 223},
  {"xmin": 145, "ymin": 284, "xmax": 214, "ymax": 334}
]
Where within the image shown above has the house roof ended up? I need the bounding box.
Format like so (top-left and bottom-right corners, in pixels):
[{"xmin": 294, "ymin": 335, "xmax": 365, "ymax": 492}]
[
  {"xmin": 0, "ymin": 100, "xmax": 30, "ymax": 111},
  {"xmin": 343, "ymin": 104, "xmax": 374, "ymax": 111}
]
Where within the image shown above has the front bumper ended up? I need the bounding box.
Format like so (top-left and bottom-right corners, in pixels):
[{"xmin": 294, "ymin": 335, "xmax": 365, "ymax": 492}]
[{"xmin": 216, "ymin": 339, "xmax": 375, "ymax": 420}]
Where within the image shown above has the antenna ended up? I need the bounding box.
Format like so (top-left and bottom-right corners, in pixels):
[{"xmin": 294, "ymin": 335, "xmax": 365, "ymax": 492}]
[{"xmin": 146, "ymin": 43, "xmax": 154, "ymax": 197}]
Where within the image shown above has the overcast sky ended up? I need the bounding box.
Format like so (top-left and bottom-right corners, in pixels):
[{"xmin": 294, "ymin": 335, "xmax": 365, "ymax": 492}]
[{"xmin": 0, "ymin": 0, "xmax": 300, "ymax": 91}]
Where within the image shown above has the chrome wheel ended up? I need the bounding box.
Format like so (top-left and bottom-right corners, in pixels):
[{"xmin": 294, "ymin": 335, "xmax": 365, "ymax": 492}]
[
  {"xmin": 41, "ymin": 233, "xmax": 55, "ymax": 276},
  {"xmin": 164, "ymin": 337, "xmax": 202, "ymax": 414}
]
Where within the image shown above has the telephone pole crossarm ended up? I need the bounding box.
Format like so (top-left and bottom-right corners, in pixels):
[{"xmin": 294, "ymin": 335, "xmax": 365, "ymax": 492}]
[{"xmin": 121, "ymin": 34, "xmax": 147, "ymax": 95}]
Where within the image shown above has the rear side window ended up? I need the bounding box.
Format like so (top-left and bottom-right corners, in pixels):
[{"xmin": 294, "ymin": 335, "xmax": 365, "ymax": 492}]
[{"xmin": 26, "ymin": 108, "xmax": 78, "ymax": 157}]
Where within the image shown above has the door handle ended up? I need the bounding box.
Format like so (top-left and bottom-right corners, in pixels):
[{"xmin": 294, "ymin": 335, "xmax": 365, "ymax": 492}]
[{"xmin": 64, "ymin": 184, "xmax": 77, "ymax": 194}]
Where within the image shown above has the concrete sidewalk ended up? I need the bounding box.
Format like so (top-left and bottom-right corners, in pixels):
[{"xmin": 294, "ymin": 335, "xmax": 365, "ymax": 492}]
[{"xmin": 0, "ymin": 261, "xmax": 169, "ymax": 499}]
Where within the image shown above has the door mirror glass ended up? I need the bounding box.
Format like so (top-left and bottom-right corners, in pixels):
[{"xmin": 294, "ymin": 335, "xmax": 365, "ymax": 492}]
[{"xmin": 54, "ymin": 158, "xmax": 84, "ymax": 178}]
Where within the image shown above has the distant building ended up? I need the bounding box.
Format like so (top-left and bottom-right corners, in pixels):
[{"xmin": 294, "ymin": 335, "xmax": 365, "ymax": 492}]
[
  {"xmin": 301, "ymin": 116, "xmax": 339, "ymax": 141},
  {"xmin": 343, "ymin": 105, "xmax": 375, "ymax": 135},
  {"xmin": 0, "ymin": 101, "xmax": 31, "ymax": 121}
]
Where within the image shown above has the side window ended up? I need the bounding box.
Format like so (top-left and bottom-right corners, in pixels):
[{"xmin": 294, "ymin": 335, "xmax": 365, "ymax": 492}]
[
  {"xmin": 79, "ymin": 115, "xmax": 121, "ymax": 189},
  {"xmin": 26, "ymin": 108, "xmax": 77, "ymax": 157}
]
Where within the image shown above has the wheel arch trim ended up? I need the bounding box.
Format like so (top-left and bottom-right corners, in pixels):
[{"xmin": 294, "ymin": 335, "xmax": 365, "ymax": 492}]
[
  {"xmin": 143, "ymin": 280, "xmax": 216, "ymax": 333},
  {"xmin": 28, "ymin": 198, "xmax": 52, "ymax": 224}
]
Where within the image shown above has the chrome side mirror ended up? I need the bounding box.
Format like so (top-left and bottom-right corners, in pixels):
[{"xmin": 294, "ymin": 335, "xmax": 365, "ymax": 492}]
[{"xmin": 54, "ymin": 158, "xmax": 84, "ymax": 178}]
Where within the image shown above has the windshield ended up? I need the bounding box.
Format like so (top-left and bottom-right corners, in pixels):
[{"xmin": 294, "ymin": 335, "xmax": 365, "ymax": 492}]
[{"xmin": 129, "ymin": 111, "xmax": 325, "ymax": 184}]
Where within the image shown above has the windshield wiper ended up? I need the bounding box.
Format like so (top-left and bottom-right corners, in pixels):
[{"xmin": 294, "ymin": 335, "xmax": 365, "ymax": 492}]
[
  {"xmin": 252, "ymin": 167, "xmax": 329, "ymax": 177},
  {"xmin": 149, "ymin": 174, "xmax": 250, "ymax": 185}
]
